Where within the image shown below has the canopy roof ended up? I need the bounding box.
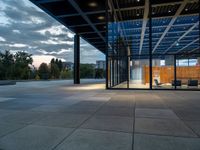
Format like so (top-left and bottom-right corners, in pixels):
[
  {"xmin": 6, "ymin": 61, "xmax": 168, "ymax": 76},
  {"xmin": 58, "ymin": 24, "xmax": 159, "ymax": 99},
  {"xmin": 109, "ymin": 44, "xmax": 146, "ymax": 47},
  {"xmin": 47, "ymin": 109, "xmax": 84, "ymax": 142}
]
[{"xmin": 30, "ymin": 0, "xmax": 199, "ymax": 55}]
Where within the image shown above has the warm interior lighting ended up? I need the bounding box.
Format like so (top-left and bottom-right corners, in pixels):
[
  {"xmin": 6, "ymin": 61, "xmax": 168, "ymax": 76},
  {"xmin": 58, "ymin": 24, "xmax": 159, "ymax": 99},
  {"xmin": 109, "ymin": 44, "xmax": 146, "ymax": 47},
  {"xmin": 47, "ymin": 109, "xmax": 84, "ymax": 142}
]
[
  {"xmin": 98, "ymin": 16, "xmax": 105, "ymax": 20},
  {"xmin": 62, "ymin": 84, "xmax": 105, "ymax": 91},
  {"xmin": 88, "ymin": 2, "xmax": 97, "ymax": 7}
]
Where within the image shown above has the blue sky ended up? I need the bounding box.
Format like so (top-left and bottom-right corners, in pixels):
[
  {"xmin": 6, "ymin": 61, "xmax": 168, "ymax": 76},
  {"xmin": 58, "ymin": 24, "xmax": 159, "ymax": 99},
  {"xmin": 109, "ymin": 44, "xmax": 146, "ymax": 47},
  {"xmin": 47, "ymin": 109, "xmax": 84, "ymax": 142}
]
[{"xmin": 0, "ymin": 0, "xmax": 105, "ymax": 67}]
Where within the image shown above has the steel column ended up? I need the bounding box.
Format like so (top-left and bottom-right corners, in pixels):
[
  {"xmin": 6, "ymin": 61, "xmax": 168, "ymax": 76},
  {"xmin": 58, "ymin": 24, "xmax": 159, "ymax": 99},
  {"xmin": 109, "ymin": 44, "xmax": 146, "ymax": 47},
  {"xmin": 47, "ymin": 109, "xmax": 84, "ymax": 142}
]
[
  {"xmin": 174, "ymin": 54, "xmax": 177, "ymax": 89},
  {"xmin": 149, "ymin": 0, "xmax": 153, "ymax": 89},
  {"xmin": 74, "ymin": 34, "xmax": 80, "ymax": 84},
  {"xmin": 199, "ymin": 0, "xmax": 200, "ymax": 53},
  {"xmin": 106, "ymin": 0, "xmax": 109, "ymax": 89}
]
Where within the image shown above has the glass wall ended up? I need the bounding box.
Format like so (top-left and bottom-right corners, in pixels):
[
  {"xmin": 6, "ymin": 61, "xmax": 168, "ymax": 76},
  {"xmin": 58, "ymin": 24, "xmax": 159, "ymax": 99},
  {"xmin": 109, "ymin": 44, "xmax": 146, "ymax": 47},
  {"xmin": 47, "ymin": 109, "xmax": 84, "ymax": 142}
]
[
  {"xmin": 107, "ymin": 8, "xmax": 129, "ymax": 88},
  {"xmin": 106, "ymin": 0, "xmax": 200, "ymax": 90},
  {"xmin": 129, "ymin": 55, "xmax": 149, "ymax": 89},
  {"xmin": 176, "ymin": 54, "xmax": 200, "ymax": 90},
  {"xmin": 152, "ymin": 55, "xmax": 174, "ymax": 89}
]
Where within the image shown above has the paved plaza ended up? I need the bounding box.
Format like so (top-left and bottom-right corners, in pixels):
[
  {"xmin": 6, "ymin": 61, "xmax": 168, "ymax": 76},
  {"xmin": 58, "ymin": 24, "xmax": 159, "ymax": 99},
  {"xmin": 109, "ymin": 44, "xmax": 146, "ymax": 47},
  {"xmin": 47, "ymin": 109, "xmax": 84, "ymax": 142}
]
[{"xmin": 0, "ymin": 80, "xmax": 200, "ymax": 150}]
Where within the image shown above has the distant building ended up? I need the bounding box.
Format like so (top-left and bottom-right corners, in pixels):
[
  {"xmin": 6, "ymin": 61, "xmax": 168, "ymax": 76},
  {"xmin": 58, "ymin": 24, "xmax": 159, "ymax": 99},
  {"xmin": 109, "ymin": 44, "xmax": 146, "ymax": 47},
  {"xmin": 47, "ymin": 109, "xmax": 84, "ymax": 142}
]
[
  {"xmin": 96, "ymin": 60, "xmax": 106, "ymax": 70},
  {"xmin": 63, "ymin": 62, "xmax": 74, "ymax": 70}
]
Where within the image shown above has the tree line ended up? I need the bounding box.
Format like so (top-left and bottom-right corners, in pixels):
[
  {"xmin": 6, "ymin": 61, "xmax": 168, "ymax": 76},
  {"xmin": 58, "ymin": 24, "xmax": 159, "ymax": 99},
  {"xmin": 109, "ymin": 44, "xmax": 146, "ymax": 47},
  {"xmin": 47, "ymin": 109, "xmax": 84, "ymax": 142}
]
[
  {"xmin": 38, "ymin": 62, "xmax": 105, "ymax": 80},
  {"xmin": 37, "ymin": 58, "xmax": 73, "ymax": 80},
  {"xmin": 0, "ymin": 50, "xmax": 105, "ymax": 80},
  {"xmin": 0, "ymin": 50, "xmax": 72, "ymax": 80},
  {"xmin": 0, "ymin": 50, "xmax": 33, "ymax": 80}
]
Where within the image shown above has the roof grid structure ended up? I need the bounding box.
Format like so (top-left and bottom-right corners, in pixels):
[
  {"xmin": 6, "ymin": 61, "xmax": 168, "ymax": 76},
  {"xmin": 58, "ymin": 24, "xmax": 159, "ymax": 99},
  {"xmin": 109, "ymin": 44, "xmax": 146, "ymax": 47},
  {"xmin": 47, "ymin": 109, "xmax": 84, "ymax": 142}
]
[{"xmin": 30, "ymin": 0, "xmax": 199, "ymax": 55}]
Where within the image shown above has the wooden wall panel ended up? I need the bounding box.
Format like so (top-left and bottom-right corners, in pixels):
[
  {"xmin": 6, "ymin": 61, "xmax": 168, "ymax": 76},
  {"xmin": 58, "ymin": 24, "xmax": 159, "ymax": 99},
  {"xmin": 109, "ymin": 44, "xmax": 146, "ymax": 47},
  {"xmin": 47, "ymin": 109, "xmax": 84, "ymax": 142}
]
[{"xmin": 143, "ymin": 66, "xmax": 200, "ymax": 84}]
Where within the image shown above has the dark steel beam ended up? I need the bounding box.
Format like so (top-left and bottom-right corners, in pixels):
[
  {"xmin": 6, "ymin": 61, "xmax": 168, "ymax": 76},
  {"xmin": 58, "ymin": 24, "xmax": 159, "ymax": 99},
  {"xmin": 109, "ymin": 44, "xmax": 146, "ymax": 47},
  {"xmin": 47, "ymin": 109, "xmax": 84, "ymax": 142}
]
[
  {"xmin": 68, "ymin": 0, "xmax": 106, "ymax": 42},
  {"xmin": 57, "ymin": 10, "xmax": 105, "ymax": 18},
  {"xmin": 74, "ymin": 34, "xmax": 80, "ymax": 84},
  {"xmin": 37, "ymin": 0, "xmax": 63, "ymax": 4},
  {"xmin": 79, "ymin": 31, "xmax": 105, "ymax": 35},
  {"xmin": 68, "ymin": 22, "xmax": 105, "ymax": 28}
]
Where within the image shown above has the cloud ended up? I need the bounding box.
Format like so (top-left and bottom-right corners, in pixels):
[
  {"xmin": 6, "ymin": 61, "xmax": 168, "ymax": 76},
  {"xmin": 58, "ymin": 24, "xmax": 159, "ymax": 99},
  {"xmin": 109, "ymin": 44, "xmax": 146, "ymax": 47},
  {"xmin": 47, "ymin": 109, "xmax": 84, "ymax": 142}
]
[
  {"xmin": 40, "ymin": 39, "xmax": 67, "ymax": 45},
  {"xmin": 37, "ymin": 48, "xmax": 72, "ymax": 55},
  {"xmin": 12, "ymin": 30, "xmax": 20, "ymax": 34},
  {"xmin": 49, "ymin": 49, "xmax": 72, "ymax": 55},
  {"xmin": 0, "ymin": 36, "xmax": 6, "ymax": 42},
  {"xmin": 67, "ymin": 32, "xmax": 74, "ymax": 38},
  {"xmin": 9, "ymin": 43, "xmax": 28, "ymax": 48},
  {"xmin": 0, "ymin": 0, "xmax": 105, "ymax": 64}
]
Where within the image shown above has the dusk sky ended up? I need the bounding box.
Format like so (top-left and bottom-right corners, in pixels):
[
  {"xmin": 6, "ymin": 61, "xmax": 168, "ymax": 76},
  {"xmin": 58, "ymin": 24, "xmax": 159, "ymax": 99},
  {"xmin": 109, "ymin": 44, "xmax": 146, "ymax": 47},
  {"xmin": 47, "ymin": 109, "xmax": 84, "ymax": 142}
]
[{"xmin": 0, "ymin": 0, "xmax": 105, "ymax": 67}]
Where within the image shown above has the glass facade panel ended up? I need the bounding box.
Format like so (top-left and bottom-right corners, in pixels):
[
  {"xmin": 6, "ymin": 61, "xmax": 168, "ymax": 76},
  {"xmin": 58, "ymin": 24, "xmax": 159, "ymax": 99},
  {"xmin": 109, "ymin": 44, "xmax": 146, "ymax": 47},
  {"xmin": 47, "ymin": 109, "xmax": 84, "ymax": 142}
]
[
  {"xmin": 129, "ymin": 55, "xmax": 149, "ymax": 89},
  {"xmin": 106, "ymin": 0, "xmax": 200, "ymax": 90},
  {"xmin": 152, "ymin": 55, "xmax": 174, "ymax": 89},
  {"xmin": 176, "ymin": 54, "xmax": 200, "ymax": 89}
]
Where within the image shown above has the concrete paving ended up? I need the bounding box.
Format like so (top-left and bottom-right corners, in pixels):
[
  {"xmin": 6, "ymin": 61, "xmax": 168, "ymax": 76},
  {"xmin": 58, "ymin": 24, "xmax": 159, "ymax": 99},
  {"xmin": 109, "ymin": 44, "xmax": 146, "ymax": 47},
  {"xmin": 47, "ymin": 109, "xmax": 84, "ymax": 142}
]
[{"xmin": 0, "ymin": 79, "xmax": 200, "ymax": 150}]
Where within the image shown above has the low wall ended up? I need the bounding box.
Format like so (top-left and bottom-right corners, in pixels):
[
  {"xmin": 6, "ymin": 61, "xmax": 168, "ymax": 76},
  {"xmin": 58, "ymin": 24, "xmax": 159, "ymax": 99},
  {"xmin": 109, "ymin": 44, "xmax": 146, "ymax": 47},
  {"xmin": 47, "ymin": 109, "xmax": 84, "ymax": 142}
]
[{"xmin": 0, "ymin": 81, "xmax": 16, "ymax": 86}]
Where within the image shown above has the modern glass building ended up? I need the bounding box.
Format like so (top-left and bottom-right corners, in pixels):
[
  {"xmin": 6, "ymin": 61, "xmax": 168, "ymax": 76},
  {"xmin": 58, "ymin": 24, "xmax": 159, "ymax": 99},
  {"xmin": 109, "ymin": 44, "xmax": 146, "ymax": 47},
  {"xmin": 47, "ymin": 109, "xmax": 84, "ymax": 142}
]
[{"xmin": 30, "ymin": 0, "xmax": 200, "ymax": 90}]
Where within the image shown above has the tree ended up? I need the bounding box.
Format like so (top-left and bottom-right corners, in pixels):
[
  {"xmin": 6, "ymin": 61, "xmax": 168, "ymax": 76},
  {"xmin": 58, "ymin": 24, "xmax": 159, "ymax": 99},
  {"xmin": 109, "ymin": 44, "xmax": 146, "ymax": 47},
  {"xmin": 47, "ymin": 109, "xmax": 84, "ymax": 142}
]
[
  {"xmin": 58, "ymin": 60, "xmax": 63, "ymax": 71},
  {"xmin": 60, "ymin": 69, "xmax": 72, "ymax": 79},
  {"xmin": 38, "ymin": 63, "xmax": 50, "ymax": 80},
  {"xmin": 50, "ymin": 58, "xmax": 62, "ymax": 79},
  {"xmin": 50, "ymin": 63, "xmax": 60, "ymax": 79},
  {"xmin": 14, "ymin": 51, "xmax": 33, "ymax": 79},
  {"xmin": 80, "ymin": 64, "xmax": 95, "ymax": 78},
  {"xmin": 0, "ymin": 58, "xmax": 3, "ymax": 79},
  {"xmin": 50, "ymin": 58, "xmax": 55, "ymax": 64},
  {"xmin": 55, "ymin": 59, "xmax": 59, "ymax": 66},
  {"xmin": 0, "ymin": 50, "xmax": 14, "ymax": 79}
]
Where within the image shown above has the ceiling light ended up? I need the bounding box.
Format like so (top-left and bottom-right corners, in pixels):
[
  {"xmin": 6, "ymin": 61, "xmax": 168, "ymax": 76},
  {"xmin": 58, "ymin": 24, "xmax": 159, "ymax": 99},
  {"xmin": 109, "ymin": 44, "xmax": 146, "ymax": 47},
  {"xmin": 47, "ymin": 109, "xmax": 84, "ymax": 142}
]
[
  {"xmin": 185, "ymin": 8, "xmax": 188, "ymax": 11},
  {"xmin": 136, "ymin": 13, "xmax": 139, "ymax": 16},
  {"xmin": 98, "ymin": 16, "xmax": 105, "ymax": 20},
  {"xmin": 168, "ymin": 10, "xmax": 171, "ymax": 13},
  {"xmin": 88, "ymin": 2, "xmax": 97, "ymax": 7},
  {"xmin": 137, "ymin": 0, "xmax": 140, "ymax": 2},
  {"xmin": 176, "ymin": 42, "xmax": 179, "ymax": 46}
]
